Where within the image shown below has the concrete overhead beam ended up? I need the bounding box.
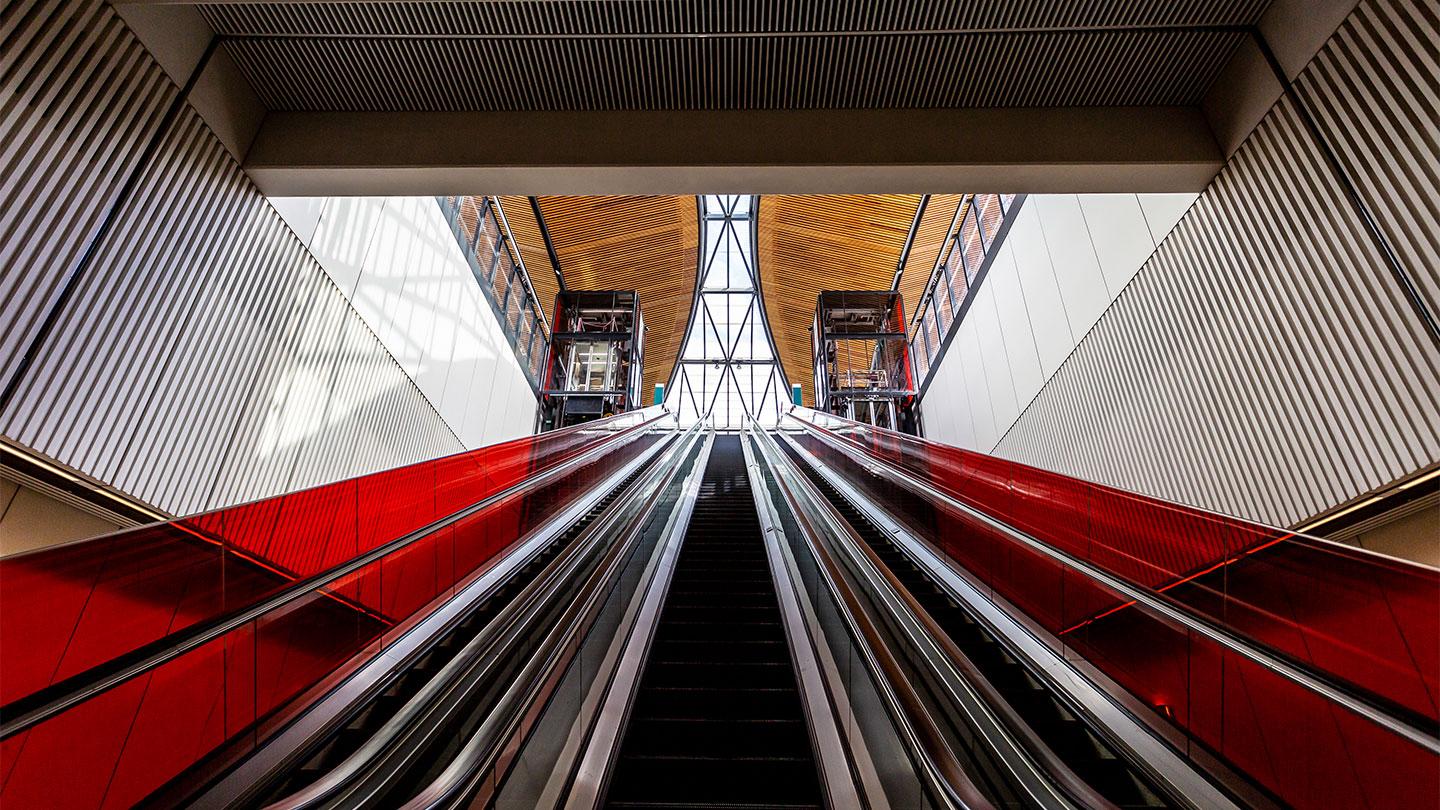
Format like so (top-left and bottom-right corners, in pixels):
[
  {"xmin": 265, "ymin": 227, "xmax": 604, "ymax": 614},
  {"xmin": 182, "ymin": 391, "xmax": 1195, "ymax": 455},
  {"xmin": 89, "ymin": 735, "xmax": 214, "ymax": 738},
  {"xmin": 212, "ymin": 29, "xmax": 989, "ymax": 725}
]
[
  {"xmin": 114, "ymin": 0, "xmax": 497, "ymax": 3},
  {"xmin": 244, "ymin": 107, "xmax": 1223, "ymax": 196},
  {"xmin": 1203, "ymin": 0, "xmax": 1362, "ymax": 155}
]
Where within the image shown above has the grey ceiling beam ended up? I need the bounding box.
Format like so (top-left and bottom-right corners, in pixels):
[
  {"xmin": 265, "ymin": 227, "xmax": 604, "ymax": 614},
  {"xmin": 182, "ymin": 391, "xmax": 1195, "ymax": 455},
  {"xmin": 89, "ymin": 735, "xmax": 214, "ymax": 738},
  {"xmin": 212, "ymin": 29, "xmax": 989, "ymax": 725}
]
[{"xmin": 244, "ymin": 107, "xmax": 1223, "ymax": 196}]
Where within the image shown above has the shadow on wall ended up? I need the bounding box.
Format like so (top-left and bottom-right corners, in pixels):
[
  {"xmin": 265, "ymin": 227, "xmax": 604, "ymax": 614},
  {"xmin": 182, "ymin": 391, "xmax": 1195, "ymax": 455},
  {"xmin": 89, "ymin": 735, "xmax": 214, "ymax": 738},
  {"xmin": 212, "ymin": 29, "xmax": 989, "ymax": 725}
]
[
  {"xmin": 0, "ymin": 474, "xmax": 124, "ymax": 556},
  {"xmin": 271, "ymin": 196, "xmax": 535, "ymax": 450}
]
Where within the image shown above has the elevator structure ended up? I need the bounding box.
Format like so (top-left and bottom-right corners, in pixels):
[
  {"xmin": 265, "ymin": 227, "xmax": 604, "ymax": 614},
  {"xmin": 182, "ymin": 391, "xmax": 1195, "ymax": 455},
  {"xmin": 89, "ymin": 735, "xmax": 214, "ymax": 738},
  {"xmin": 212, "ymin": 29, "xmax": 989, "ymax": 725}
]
[
  {"xmin": 812, "ymin": 290, "xmax": 915, "ymax": 431},
  {"xmin": 540, "ymin": 290, "xmax": 645, "ymax": 430}
]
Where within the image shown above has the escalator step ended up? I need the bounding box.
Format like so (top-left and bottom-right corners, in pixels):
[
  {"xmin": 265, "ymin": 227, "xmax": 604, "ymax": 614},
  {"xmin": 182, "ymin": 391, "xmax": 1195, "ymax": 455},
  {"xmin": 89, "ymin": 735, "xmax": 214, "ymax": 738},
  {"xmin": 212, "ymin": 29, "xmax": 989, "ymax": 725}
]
[
  {"xmin": 651, "ymin": 638, "xmax": 787, "ymax": 664},
  {"xmin": 604, "ymin": 436, "xmax": 821, "ymax": 809},
  {"xmin": 607, "ymin": 756, "xmax": 821, "ymax": 807},
  {"xmin": 634, "ymin": 686, "xmax": 800, "ymax": 722},
  {"xmin": 622, "ymin": 717, "xmax": 812, "ymax": 758}
]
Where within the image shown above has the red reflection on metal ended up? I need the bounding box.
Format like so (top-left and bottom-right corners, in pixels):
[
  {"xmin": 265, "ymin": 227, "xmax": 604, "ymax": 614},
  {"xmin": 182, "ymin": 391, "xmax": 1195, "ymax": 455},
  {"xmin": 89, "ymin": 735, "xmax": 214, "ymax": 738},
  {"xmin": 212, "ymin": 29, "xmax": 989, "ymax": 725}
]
[
  {"xmin": 1058, "ymin": 535, "xmax": 1291, "ymax": 636},
  {"xmin": 0, "ymin": 410, "xmax": 662, "ymax": 808},
  {"xmin": 787, "ymin": 408, "xmax": 1439, "ymax": 810}
]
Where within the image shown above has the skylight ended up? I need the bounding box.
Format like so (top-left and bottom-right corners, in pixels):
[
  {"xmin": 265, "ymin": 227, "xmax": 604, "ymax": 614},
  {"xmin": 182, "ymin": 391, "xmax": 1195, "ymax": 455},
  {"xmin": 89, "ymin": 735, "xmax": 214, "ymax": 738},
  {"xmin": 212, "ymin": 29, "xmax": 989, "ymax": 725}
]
[{"xmin": 669, "ymin": 195, "xmax": 788, "ymax": 429}]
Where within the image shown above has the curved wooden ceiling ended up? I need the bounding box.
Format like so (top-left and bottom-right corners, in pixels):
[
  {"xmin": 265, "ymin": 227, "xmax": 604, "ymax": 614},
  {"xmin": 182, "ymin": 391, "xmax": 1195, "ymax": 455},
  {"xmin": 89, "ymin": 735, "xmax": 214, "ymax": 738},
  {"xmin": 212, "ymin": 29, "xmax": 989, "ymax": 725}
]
[
  {"xmin": 757, "ymin": 195, "xmax": 926, "ymax": 406},
  {"xmin": 895, "ymin": 194, "xmax": 966, "ymax": 324},
  {"xmin": 500, "ymin": 196, "xmax": 699, "ymax": 403},
  {"xmin": 503, "ymin": 193, "xmax": 973, "ymax": 410}
]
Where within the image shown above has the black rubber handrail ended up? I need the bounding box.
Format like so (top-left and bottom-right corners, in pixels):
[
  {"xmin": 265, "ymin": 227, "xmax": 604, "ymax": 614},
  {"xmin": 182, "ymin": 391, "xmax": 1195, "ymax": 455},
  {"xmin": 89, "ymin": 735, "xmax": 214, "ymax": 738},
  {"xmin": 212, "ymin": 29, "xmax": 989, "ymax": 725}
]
[{"xmin": 745, "ymin": 425, "xmax": 996, "ymax": 810}]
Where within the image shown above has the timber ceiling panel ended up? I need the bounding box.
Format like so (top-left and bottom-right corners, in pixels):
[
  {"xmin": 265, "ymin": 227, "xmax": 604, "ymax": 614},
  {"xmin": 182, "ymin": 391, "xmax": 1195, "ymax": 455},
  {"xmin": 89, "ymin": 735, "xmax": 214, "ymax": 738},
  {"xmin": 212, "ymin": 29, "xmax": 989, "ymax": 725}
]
[
  {"xmin": 201, "ymin": 1, "xmax": 1269, "ymax": 112},
  {"xmin": 494, "ymin": 196, "xmax": 561, "ymax": 325},
  {"xmin": 895, "ymin": 195, "xmax": 966, "ymax": 325},
  {"xmin": 757, "ymin": 195, "xmax": 923, "ymax": 406},
  {"xmin": 520, "ymin": 196, "xmax": 699, "ymax": 403}
]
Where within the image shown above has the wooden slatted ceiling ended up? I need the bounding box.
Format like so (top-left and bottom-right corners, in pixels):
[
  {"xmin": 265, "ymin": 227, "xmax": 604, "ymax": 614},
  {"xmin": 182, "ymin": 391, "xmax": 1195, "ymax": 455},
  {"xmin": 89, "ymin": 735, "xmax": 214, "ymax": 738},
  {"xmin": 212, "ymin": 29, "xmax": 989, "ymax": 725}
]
[
  {"xmin": 757, "ymin": 195, "xmax": 923, "ymax": 406},
  {"xmin": 494, "ymin": 196, "xmax": 561, "ymax": 328},
  {"xmin": 523, "ymin": 196, "xmax": 699, "ymax": 404},
  {"xmin": 896, "ymin": 194, "xmax": 966, "ymax": 329}
]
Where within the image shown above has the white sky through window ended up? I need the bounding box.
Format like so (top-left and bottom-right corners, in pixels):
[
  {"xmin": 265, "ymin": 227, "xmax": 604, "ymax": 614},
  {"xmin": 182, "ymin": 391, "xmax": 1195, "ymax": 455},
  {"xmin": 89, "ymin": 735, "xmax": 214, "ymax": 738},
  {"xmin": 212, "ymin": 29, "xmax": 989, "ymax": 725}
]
[{"xmin": 670, "ymin": 195, "xmax": 788, "ymax": 429}]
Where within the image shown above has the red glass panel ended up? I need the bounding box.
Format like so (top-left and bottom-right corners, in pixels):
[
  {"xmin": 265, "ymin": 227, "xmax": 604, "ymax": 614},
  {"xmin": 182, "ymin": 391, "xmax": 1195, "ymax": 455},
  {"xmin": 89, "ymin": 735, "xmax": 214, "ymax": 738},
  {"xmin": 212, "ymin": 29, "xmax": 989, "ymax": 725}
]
[
  {"xmin": 785, "ymin": 408, "xmax": 1439, "ymax": 810},
  {"xmin": 0, "ymin": 678, "xmax": 151, "ymax": 808},
  {"xmin": 0, "ymin": 408, "xmax": 665, "ymax": 808}
]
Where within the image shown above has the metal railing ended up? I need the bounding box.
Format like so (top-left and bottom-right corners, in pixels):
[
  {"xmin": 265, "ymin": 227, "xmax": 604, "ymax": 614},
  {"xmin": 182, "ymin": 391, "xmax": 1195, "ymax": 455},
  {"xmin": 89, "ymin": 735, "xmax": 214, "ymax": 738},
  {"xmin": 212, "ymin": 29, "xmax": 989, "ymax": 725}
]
[
  {"xmin": 908, "ymin": 194, "xmax": 1022, "ymax": 394},
  {"xmin": 438, "ymin": 196, "xmax": 550, "ymax": 390}
]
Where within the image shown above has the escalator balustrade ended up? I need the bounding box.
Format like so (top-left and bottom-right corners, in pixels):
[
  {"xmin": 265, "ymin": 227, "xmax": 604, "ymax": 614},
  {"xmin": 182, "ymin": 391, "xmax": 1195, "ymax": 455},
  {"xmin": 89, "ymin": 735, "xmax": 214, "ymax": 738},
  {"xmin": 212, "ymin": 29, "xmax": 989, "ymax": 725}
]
[{"xmin": 789, "ymin": 446, "xmax": 1170, "ymax": 810}]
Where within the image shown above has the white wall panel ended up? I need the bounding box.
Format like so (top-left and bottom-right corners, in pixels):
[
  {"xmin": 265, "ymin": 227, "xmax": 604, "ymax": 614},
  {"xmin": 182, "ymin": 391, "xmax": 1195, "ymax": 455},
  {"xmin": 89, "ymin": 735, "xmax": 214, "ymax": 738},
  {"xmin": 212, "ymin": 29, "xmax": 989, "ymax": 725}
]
[
  {"xmin": 269, "ymin": 197, "xmax": 326, "ymax": 246},
  {"xmin": 1078, "ymin": 194, "xmax": 1157, "ymax": 294},
  {"xmin": 1137, "ymin": 193, "xmax": 1196, "ymax": 245},
  {"xmin": 1008, "ymin": 205, "xmax": 1075, "ymax": 377},
  {"xmin": 925, "ymin": 354, "xmax": 961, "ymax": 446},
  {"xmin": 304, "ymin": 197, "xmax": 384, "ymax": 298},
  {"xmin": 505, "ymin": 361, "xmax": 535, "ymax": 436},
  {"xmin": 946, "ymin": 352, "xmax": 974, "ymax": 449},
  {"xmin": 1035, "ymin": 195, "xmax": 1113, "ymax": 340},
  {"xmin": 987, "ymin": 248, "xmax": 1046, "ymax": 408},
  {"xmin": 919, "ymin": 0, "xmax": 1438, "ymax": 529},
  {"xmin": 975, "ymin": 295, "xmax": 1020, "ymax": 433},
  {"xmin": 279, "ymin": 195, "xmax": 538, "ymax": 453},
  {"xmin": 364, "ymin": 204, "xmax": 427, "ymax": 383},
  {"xmin": 461, "ymin": 349, "xmax": 501, "ymax": 448},
  {"xmin": 957, "ymin": 327, "xmax": 997, "ymax": 451}
]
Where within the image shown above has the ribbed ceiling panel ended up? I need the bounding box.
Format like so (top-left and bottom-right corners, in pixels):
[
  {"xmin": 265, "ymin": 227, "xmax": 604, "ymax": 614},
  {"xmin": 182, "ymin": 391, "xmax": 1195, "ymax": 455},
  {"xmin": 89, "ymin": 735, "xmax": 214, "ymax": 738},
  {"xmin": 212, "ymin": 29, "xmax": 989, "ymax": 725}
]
[
  {"xmin": 202, "ymin": 1, "xmax": 1269, "ymax": 36},
  {"xmin": 200, "ymin": 1, "xmax": 1269, "ymax": 112},
  {"xmin": 213, "ymin": 31, "xmax": 1247, "ymax": 111}
]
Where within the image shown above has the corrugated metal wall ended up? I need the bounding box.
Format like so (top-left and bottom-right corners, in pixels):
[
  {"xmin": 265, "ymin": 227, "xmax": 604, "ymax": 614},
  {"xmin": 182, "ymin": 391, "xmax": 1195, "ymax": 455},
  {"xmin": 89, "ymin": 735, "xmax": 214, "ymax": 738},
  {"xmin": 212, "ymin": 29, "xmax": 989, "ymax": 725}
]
[
  {"xmin": 989, "ymin": 0, "xmax": 1440, "ymax": 527},
  {"xmin": 0, "ymin": 0, "xmax": 467, "ymax": 516}
]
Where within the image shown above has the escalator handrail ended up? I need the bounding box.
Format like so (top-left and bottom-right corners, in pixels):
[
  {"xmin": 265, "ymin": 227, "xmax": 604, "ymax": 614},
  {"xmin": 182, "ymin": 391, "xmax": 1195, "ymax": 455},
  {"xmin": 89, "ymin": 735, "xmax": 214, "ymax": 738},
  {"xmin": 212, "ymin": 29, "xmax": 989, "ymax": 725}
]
[
  {"xmin": 738, "ymin": 428, "xmax": 868, "ymax": 809},
  {"xmin": 784, "ymin": 414, "xmax": 1440, "ymax": 756},
  {"xmin": 559, "ymin": 432, "xmax": 713, "ymax": 809},
  {"xmin": 786, "ymin": 407, "xmax": 1437, "ymax": 568},
  {"xmin": 760, "ymin": 427, "xmax": 1133, "ymax": 810},
  {"xmin": 779, "ymin": 430, "xmax": 1248, "ymax": 809},
  {"xmin": 262, "ymin": 421, "xmax": 702, "ymax": 810},
  {"xmin": 745, "ymin": 425, "xmax": 996, "ymax": 810},
  {"xmin": 398, "ymin": 422, "xmax": 707, "ymax": 810},
  {"xmin": 0, "ymin": 410, "xmax": 673, "ymax": 741}
]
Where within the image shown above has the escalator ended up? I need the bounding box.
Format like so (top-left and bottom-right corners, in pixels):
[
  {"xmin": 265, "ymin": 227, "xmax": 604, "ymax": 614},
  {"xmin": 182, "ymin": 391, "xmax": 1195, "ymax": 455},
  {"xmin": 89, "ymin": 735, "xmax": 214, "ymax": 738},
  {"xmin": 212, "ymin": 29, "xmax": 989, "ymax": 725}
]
[
  {"xmin": 246, "ymin": 462, "xmax": 652, "ymax": 806},
  {"xmin": 9, "ymin": 413, "xmax": 1432, "ymax": 810},
  {"xmin": 0, "ymin": 407, "xmax": 674, "ymax": 810},
  {"xmin": 785, "ymin": 444, "xmax": 1170, "ymax": 808},
  {"xmin": 603, "ymin": 435, "xmax": 824, "ymax": 809}
]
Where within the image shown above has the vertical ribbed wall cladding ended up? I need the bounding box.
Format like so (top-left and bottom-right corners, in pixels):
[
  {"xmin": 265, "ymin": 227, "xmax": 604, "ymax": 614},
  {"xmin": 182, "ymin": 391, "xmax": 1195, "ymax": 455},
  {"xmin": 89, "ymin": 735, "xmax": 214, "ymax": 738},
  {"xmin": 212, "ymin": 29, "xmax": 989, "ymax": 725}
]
[
  {"xmin": 0, "ymin": 0, "xmax": 464, "ymax": 515},
  {"xmin": 991, "ymin": 0, "xmax": 1439, "ymax": 527}
]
